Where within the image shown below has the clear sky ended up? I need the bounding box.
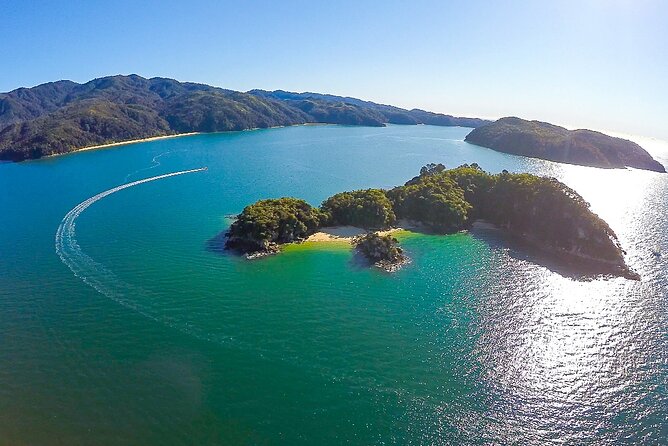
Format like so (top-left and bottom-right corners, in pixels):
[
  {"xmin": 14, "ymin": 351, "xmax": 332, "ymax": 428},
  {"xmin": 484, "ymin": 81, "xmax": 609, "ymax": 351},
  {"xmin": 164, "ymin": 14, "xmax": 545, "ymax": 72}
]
[{"xmin": 1, "ymin": 0, "xmax": 666, "ymax": 139}]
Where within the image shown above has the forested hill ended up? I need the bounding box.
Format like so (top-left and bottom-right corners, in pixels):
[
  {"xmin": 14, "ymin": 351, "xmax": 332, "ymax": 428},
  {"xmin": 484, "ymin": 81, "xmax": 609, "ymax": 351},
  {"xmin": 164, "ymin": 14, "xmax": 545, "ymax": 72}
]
[
  {"xmin": 248, "ymin": 90, "xmax": 490, "ymax": 128},
  {"xmin": 0, "ymin": 75, "xmax": 490, "ymax": 161},
  {"xmin": 465, "ymin": 117, "xmax": 665, "ymax": 173}
]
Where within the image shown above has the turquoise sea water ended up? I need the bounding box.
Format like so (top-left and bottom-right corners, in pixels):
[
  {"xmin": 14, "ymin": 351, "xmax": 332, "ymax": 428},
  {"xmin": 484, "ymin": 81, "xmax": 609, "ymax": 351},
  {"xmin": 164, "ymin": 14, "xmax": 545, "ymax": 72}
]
[{"xmin": 1, "ymin": 124, "xmax": 667, "ymax": 444}]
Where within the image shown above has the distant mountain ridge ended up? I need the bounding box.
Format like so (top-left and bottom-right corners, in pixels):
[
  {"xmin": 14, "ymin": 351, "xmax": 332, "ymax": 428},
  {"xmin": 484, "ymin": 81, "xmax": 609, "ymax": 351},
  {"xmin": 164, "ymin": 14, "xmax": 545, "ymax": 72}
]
[
  {"xmin": 465, "ymin": 117, "xmax": 665, "ymax": 173},
  {"xmin": 0, "ymin": 75, "xmax": 490, "ymax": 161},
  {"xmin": 248, "ymin": 90, "xmax": 489, "ymax": 128}
]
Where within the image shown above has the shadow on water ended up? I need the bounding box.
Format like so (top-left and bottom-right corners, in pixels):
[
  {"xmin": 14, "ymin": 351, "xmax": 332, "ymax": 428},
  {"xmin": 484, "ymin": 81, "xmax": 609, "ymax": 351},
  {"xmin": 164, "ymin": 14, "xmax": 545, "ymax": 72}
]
[
  {"xmin": 349, "ymin": 249, "xmax": 375, "ymax": 271},
  {"xmin": 468, "ymin": 224, "xmax": 624, "ymax": 282},
  {"xmin": 205, "ymin": 231, "xmax": 233, "ymax": 256},
  {"xmin": 205, "ymin": 222, "xmax": 618, "ymax": 280},
  {"xmin": 205, "ymin": 215, "xmax": 239, "ymax": 256}
]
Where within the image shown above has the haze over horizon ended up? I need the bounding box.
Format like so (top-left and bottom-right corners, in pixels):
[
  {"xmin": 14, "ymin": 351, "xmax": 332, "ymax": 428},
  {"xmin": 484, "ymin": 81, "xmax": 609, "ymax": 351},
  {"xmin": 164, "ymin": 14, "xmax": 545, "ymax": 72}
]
[{"xmin": 2, "ymin": 0, "xmax": 666, "ymax": 140}]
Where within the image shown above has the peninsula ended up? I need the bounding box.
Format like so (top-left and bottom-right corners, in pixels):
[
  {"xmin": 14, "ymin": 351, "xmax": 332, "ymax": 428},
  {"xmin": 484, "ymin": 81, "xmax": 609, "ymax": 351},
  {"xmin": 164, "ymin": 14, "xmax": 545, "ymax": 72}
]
[
  {"xmin": 222, "ymin": 163, "xmax": 639, "ymax": 279},
  {"xmin": 465, "ymin": 117, "xmax": 665, "ymax": 172},
  {"xmin": 0, "ymin": 75, "xmax": 488, "ymax": 161}
]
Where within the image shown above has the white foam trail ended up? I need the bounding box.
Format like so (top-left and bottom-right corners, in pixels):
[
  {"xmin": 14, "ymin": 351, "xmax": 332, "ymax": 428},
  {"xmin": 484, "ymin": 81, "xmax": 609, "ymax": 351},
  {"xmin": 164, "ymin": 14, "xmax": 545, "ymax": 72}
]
[
  {"xmin": 55, "ymin": 168, "xmax": 209, "ymax": 330},
  {"xmin": 53, "ymin": 170, "xmax": 452, "ymax": 412},
  {"xmin": 123, "ymin": 150, "xmax": 183, "ymax": 183}
]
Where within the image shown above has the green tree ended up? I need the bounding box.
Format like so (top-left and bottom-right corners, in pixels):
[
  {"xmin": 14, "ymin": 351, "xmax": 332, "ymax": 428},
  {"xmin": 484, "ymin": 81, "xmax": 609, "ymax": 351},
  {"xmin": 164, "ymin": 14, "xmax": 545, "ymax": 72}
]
[
  {"xmin": 226, "ymin": 197, "xmax": 324, "ymax": 253},
  {"xmin": 320, "ymin": 189, "xmax": 396, "ymax": 229},
  {"xmin": 387, "ymin": 173, "xmax": 471, "ymax": 232}
]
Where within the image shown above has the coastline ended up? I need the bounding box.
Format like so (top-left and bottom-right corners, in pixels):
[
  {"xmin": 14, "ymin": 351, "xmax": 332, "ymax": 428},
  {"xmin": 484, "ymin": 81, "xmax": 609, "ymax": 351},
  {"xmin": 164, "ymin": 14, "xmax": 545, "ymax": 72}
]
[
  {"xmin": 469, "ymin": 220, "xmax": 640, "ymax": 280},
  {"xmin": 305, "ymin": 226, "xmax": 405, "ymax": 243},
  {"xmin": 45, "ymin": 132, "xmax": 201, "ymax": 159},
  {"xmin": 306, "ymin": 222, "xmax": 638, "ymax": 279},
  {"xmin": 41, "ymin": 123, "xmax": 340, "ymax": 161}
]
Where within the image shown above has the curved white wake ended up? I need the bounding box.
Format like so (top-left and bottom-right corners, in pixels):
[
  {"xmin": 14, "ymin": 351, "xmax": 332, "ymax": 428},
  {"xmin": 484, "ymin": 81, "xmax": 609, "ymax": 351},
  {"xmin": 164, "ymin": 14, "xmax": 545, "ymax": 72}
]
[
  {"xmin": 123, "ymin": 150, "xmax": 183, "ymax": 183},
  {"xmin": 53, "ymin": 167, "xmax": 458, "ymax": 413},
  {"xmin": 55, "ymin": 167, "xmax": 207, "ymax": 323}
]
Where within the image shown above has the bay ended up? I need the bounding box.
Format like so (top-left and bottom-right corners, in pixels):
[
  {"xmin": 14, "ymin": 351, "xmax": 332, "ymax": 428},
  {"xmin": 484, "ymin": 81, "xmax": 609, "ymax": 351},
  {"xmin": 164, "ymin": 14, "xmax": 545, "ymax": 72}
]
[{"xmin": 1, "ymin": 124, "xmax": 666, "ymax": 444}]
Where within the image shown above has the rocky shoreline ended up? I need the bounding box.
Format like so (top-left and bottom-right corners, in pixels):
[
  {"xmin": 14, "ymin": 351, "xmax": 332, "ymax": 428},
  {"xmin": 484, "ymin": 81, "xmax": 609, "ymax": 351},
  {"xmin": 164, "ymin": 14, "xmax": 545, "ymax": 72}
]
[
  {"xmin": 224, "ymin": 221, "xmax": 638, "ymax": 279},
  {"xmin": 471, "ymin": 221, "xmax": 639, "ymax": 280},
  {"xmin": 219, "ymin": 164, "xmax": 639, "ymax": 279}
]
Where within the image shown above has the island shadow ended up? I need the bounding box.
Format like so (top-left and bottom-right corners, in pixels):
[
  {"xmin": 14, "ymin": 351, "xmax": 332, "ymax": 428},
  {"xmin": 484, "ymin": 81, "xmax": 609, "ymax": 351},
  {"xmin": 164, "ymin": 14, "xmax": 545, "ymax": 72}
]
[
  {"xmin": 467, "ymin": 222, "xmax": 625, "ymax": 281},
  {"xmin": 205, "ymin": 222, "xmax": 621, "ymax": 280},
  {"xmin": 205, "ymin": 231, "xmax": 234, "ymax": 256},
  {"xmin": 349, "ymin": 249, "xmax": 375, "ymax": 271},
  {"xmin": 205, "ymin": 215, "xmax": 239, "ymax": 256}
]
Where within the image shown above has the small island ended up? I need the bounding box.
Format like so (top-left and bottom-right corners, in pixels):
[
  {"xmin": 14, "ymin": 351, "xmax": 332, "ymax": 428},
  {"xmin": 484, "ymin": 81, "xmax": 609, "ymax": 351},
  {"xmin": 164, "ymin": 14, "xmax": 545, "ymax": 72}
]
[
  {"xmin": 465, "ymin": 117, "xmax": 665, "ymax": 173},
  {"xmin": 221, "ymin": 163, "xmax": 639, "ymax": 279},
  {"xmin": 353, "ymin": 233, "xmax": 408, "ymax": 272}
]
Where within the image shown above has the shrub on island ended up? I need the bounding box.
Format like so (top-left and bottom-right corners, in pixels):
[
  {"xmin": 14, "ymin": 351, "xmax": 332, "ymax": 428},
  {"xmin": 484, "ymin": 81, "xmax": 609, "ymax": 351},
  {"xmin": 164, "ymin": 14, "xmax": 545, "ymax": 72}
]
[
  {"xmin": 225, "ymin": 198, "xmax": 325, "ymax": 255},
  {"xmin": 353, "ymin": 233, "xmax": 407, "ymax": 271},
  {"xmin": 399, "ymin": 163, "xmax": 627, "ymax": 269},
  {"xmin": 320, "ymin": 189, "xmax": 396, "ymax": 229}
]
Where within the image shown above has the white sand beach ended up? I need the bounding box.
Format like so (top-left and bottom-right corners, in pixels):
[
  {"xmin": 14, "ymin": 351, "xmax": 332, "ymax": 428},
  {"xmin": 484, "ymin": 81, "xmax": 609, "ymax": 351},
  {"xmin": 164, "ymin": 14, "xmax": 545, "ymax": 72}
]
[
  {"xmin": 47, "ymin": 132, "xmax": 200, "ymax": 158},
  {"xmin": 306, "ymin": 226, "xmax": 404, "ymax": 242}
]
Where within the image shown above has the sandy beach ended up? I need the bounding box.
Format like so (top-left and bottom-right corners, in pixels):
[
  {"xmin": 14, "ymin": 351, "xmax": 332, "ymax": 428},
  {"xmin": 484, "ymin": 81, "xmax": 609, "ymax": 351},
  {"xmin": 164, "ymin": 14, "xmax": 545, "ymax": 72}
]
[
  {"xmin": 46, "ymin": 132, "xmax": 201, "ymax": 159},
  {"xmin": 306, "ymin": 226, "xmax": 404, "ymax": 243},
  {"xmin": 77, "ymin": 132, "xmax": 200, "ymax": 152},
  {"xmin": 44, "ymin": 124, "xmax": 341, "ymax": 160}
]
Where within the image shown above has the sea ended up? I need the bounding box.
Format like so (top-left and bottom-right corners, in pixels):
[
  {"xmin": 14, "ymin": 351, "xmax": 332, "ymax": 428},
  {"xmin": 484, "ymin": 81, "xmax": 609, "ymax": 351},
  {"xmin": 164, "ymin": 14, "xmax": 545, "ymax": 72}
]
[{"xmin": 1, "ymin": 124, "xmax": 666, "ymax": 445}]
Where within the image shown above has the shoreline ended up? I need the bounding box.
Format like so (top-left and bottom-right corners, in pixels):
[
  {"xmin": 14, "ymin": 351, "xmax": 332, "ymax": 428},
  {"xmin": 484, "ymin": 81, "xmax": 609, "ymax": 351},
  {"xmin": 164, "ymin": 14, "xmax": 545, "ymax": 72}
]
[
  {"xmin": 305, "ymin": 226, "xmax": 405, "ymax": 243},
  {"xmin": 42, "ymin": 123, "xmax": 340, "ymax": 161},
  {"xmin": 45, "ymin": 132, "xmax": 201, "ymax": 159},
  {"xmin": 469, "ymin": 220, "xmax": 639, "ymax": 280},
  {"xmin": 304, "ymin": 221, "xmax": 638, "ymax": 279}
]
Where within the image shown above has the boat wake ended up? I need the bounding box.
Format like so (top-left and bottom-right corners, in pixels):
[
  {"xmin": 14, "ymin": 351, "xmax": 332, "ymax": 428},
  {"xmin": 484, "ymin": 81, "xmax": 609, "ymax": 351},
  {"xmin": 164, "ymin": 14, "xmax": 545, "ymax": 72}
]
[
  {"xmin": 123, "ymin": 150, "xmax": 184, "ymax": 183},
  {"xmin": 55, "ymin": 168, "xmax": 210, "ymax": 332},
  {"xmin": 53, "ymin": 167, "xmax": 460, "ymax": 412}
]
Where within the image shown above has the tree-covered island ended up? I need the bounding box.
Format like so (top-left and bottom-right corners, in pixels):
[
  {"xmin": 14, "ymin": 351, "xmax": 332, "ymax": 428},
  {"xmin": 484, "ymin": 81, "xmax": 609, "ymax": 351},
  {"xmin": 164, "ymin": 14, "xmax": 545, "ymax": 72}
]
[
  {"xmin": 222, "ymin": 163, "xmax": 639, "ymax": 279},
  {"xmin": 353, "ymin": 233, "xmax": 408, "ymax": 272},
  {"xmin": 224, "ymin": 198, "xmax": 326, "ymax": 258},
  {"xmin": 465, "ymin": 117, "xmax": 665, "ymax": 172}
]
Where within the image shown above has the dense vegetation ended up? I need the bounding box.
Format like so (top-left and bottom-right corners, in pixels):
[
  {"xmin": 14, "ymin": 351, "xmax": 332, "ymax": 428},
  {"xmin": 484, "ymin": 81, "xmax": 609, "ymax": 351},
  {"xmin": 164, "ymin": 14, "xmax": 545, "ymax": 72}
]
[
  {"xmin": 400, "ymin": 164, "xmax": 628, "ymax": 267},
  {"xmin": 321, "ymin": 189, "xmax": 396, "ymax": 229},
  {"xmin": 250, "ymin": 90, "xmax": 490, "ymax": 128},
  {"xmin": 465, "ymin": 117, "xmax": 665, "ymax": 172},
  {"xmin": 353, "ymin": 233, "xmax": 406, "ymax": 271},
  {"xmin": 223, "ymin": 163, "xmax": 636, "ymax": 278},
  {"xmin": 387, "ymin": 171, "xmax": 472, "ymax": 232},
  {"xmin": 162, "ymin": 91, "xmax": 311, "ymax": 133},
  {"xmin": 225, "ymin": 198, "xmax": 325, "ymax": 255},
  {"xmin": 0, "ymin": 99, "xmax": 171, "ymax": 160},
  {"xmin": 484, "ymin": 172, "xmax": 624, "ymax": 262},
  {"xmin": 0, "ymin": 75, "xmax": 489, "ymax": 161}
]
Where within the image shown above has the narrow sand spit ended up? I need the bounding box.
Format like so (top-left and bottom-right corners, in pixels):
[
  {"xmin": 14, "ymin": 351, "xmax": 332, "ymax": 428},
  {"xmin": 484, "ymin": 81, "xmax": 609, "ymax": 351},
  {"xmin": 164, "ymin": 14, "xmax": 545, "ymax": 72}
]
[{"xmin": 306, "ymin": 226, "xmax": 404, "ymax": 242}]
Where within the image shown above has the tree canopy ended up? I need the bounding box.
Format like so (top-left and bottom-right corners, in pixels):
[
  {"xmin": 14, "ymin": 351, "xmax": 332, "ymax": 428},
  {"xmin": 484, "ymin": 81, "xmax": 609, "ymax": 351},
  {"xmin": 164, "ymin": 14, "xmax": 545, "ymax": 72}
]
[
  {"xmin": 226, "ymin": 198, "xmax": 325, "ymax": 253},
  {"xmin": 321, "ymin": 189, "xmax": 396, "ymax": 229},
  {"xmin": 465, "ymin": 116, "xmax": 665, "ymax": 172},
  {"xmin": 353, "ymin": 233, "xmax": 405, "ymax": 267},
  {"xmin": 387, "ymin": 173, "xmax": 472, "ymax": 232}
]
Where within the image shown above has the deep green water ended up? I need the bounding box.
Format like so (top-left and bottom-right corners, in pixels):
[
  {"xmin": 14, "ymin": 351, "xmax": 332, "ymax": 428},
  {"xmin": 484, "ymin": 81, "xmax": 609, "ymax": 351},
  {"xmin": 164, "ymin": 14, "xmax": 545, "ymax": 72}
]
[{"xmin": 1, "ymin": 125, "xmax": 667, "ymax": 445}]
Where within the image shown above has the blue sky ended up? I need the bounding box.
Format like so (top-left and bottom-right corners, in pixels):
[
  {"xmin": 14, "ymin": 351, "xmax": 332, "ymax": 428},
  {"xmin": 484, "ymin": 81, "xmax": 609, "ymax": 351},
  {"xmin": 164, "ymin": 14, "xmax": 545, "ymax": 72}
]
[{"xmin": 1, "ymin": 0, "xmax": 666, "ymax": 139}]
